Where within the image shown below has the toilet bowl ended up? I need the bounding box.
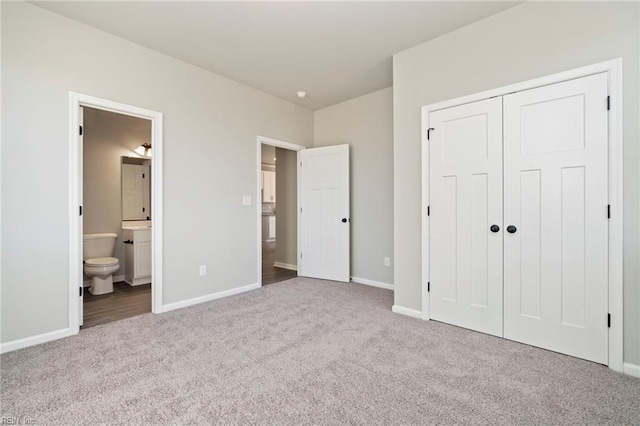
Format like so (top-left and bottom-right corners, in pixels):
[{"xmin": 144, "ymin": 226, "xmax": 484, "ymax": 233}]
[
  {"xmin": 84, "ymin": 257, "xmax": 120, "ymax": 295},
  {"xmin": 83, "ymin": 233, "xmax": 120, "ymax": 295}
]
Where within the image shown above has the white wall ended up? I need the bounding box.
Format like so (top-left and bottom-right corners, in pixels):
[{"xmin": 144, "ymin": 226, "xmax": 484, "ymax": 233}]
[
  {"xmin": 1, "ymin": 2, "xmax": 313, "ymax": 343},
  {"xmin": 314, "ymin": 88, "xmax": 394, "ymax": 286},
  {"xmin": 393, "ymin": 1, "xmax": 639, "ymax": 364},
  {"xmin": 83, "ymin": 108, "xmax": 152, "ymax": 278},
  {"xmin": 275, "ymin": 147, "xmax": 297, "ymax": 267}
]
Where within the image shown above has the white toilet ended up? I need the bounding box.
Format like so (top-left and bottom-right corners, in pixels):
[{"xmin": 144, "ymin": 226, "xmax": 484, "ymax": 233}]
[{"xmin": 83, "ymin": 233, "xmax": 120, "ymax": 295}]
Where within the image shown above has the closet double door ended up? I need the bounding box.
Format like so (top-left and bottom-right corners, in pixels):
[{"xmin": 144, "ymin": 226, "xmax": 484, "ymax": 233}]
[{"xmin": 429, "ymin": 73, "xmax": 609, "ymax": 364}]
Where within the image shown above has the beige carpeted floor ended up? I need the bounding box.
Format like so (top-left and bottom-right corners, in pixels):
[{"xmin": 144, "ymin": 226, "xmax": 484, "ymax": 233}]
[{"xmin": 1, "ymin": 278, "xmax": 639, "ymax": 425}]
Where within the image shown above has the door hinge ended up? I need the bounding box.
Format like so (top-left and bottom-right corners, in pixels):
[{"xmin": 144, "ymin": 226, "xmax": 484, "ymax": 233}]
[
  {"xmin": 300, "ymin": 207, "xmax": 303, "ymax": 213},
  {"xmin": 300, "ymin": 161, "xmax": 303, "ymax": 167},
  {"xmin": 607, "ymin": 204, "xmax": 611, "ymax": 219},
  {"xmin": 79, "ymin": 286, "xmax": 83, "ymax": 297},
  {"xmin": 79, "ymin": 125, "xmax": 83, "ymax": 136},
  {"xmin": 427, "ymin": 127, "xmax": 435, "ymax": 141},
  {"xmin": 300, "ymin": 253, "xmax": 303, "ymax": 259},
  {"xmin": 607, "ymin": 96, "xmax": 610, "ymax": 111},
  {"xmin": 142, "ymin": 207, "xmax": 145, "ymax": 212},
  {"xmin": 427, "ymin": 282, "xmax": 430, "ymax": 292},
  {"xmin": 427, "ymin": 206, "xmax": 430, "ymax": 216},
  {"xmin": 142, "ymin": 173, "xmax": 145, "ymax": 178},
  {"xmin": 79, "ymin": 206, "xmax": 83, "ymax": 216},
  {"xmin": 608, "ymin": 313, "xmax": 611, "ymax": 328}
]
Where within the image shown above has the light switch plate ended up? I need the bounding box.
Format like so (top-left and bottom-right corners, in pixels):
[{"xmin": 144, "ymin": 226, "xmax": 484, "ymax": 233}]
[{"xmin": 242, "ymin": 195, "xmax": 252, "ymax": 206}]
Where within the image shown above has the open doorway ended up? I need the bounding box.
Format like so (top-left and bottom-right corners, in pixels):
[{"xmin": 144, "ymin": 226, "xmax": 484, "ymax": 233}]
[
  {"xmin": 81, "ymin": 107, "xmax": 153, "ymax": 328},
  {"xmin": 69, "ymin": 92, "xmax": 164, "ymax": 335},
  {"xmin": 257, "ymin": 137, "xmax": 351, "ymax": 285},
  {"xmin": 257, "ymin": 136, "xmax": 305, "ymax": 285},
  {"xmin": 260, "ymin": 143, "xmax": 297, "ymax": 285}
]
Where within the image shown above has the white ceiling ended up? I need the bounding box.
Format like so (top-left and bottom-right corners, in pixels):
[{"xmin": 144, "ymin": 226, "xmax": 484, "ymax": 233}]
[{"xmin": 34, "ymin": 1, "xmax": 520, "ymax": 110}]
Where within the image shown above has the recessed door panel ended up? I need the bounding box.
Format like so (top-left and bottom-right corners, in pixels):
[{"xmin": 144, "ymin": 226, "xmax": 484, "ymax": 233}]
[
  {"xmin": 519, "ymin": 169, "xmax": 542, "ymax": 319},
  {"xmin": 503, "ymin": 73, "xmax": 608, "ymax": 364},
  {"xmin": 429, "ymin": 97, "xmax": 503, "ymax": 337},
  {"xmin": 470, "ymin": 173, "xmax": 489, "ymax": 308}
]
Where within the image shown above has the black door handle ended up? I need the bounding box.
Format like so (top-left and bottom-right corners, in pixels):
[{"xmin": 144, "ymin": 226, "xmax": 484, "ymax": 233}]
[
  {"xmin": 123, "ymin": 240, "xmax": 134, "ymax": 244},
  {"xmin": 507, "ymin": 225, "xmax": 517, "ymax": 234},
  {"xmin": 341, "ymin": 218, "xmax": 348, "ymax": 223},
  {"xmin": 490, "ymin": 225, "xmax": 500, "ymax": 233}
]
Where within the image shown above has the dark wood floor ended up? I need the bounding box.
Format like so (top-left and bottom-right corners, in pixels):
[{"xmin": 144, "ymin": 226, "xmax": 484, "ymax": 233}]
[
  {"xmin": 262, "ymin": 241, "xmax": 297, "ymax": 285},
  {"xmin": 82, "ymin": 281, "xmax": 151, "ymax": 329}
]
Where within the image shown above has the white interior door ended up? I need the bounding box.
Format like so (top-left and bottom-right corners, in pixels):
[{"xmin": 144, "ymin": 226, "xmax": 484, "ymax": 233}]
[
  {"xmin": 429, "ymin": 98, "xmax": 503, "ymax": 337},
  {"xmin": 298, "ymin": 144, "xmax": 350, "ymax": 282},
  {"xmin": 503, "ymin": 73, "xmax": 609, "ymax": 364}
]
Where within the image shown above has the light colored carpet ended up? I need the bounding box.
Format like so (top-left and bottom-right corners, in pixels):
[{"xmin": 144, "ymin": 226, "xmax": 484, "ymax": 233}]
[{"xmin": 1, "ymin": 278, "xmax": 639, "ymax": 425}]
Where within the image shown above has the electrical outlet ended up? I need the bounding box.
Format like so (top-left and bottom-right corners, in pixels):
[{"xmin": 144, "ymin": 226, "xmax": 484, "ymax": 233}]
[
  {"xmin": 242, "ymin": 195, "xmax": 252, "ymax": 206},
  {"xmin": 384, "ymin": 257, "xmax": 390, "ymax": 267},
  {"xmin": 199, "ymin": 265, "xmax": 207, "ymax": 276}
]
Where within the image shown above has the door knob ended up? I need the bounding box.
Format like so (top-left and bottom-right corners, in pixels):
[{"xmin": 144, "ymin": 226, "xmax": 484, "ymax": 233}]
[
  {"xmin": 507, "ymin": 225, "xmax": 517, "ymax": 234},
  {"xmin": 341, "ymin": 218, "xmax": 348, "ymax": 223},
  {"xmin": 490, "ymin": 225, "xmax": 500, "ymax": 233}
]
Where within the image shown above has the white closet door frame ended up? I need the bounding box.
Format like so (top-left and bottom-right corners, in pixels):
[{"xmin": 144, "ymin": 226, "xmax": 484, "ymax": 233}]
[{"xmin": 420, "ymin": 59, "xmax": 623, "ymax": 372}]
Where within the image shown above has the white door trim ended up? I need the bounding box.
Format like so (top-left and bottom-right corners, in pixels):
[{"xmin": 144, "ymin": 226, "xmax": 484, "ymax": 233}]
[
  {"xmin": 421, "ymin": 58, "xmax": 623, "ymax": 372},
  {"xmin": 69, "ymin": 92, "xmax": 164, "ymax": 337},
  {"xmin": 256, "ymin": 136, "xmax": 305, "ymax": 286}
]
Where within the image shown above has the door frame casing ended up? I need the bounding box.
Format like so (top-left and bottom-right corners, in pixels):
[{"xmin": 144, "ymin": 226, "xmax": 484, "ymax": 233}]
[
  {"xmin": 69, "ymin": 92, "xmax": 164, "ymax": 336},
  {"xmin": 256, "ymin": 136, "xmax": 306, "ymax": 286},
  {"xmin": 420, "ymin": 59, "xmax": 623, "ymax": 372}
]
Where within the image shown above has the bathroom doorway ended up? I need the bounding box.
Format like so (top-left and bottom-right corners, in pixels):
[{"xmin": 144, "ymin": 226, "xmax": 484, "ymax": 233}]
[
  {"xmin": 257, "ymin": 137, "xmax": 304, "ymax": 285},
  {"xmin": 69, "ymin": 93, "xmax": 164, "ymax": 334},
  {"xmin": 81, "ymin": 107, "xmax": 153, "ymax": 328}
]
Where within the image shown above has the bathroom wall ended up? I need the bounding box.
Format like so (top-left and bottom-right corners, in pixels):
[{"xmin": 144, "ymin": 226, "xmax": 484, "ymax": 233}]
[
  {"xmin": 1, "ymin": 2, "xmax": 313, "ymax": 344},
  {"xmin": 83, "ymin": 107, "xmax": 152, "ymax": 279}
]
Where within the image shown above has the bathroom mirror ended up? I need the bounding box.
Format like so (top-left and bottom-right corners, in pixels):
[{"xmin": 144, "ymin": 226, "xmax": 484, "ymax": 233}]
[{"xmin": 121, "ymin": 156, "xmax": 151, "ymax": 221}]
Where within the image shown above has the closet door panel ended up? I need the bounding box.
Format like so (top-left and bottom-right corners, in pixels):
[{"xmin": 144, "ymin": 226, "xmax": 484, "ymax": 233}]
[
  {"xmin": 503, "ymin": 73, "xmax": 609, "ymax": 364},
  {"xmin": 429, "ymin": 97, "xmax": 503, "ymax": 337}
]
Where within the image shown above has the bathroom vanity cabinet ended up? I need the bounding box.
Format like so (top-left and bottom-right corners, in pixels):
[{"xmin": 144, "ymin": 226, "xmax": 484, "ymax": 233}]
[{"xmin": 123, "ymin": 228, "xmax": 151, "ymax": 286}]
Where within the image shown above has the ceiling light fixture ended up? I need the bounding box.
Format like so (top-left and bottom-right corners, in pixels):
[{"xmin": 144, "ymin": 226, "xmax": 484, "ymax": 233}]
[
  {"xmin": 135, "ymin": 143, "xmax": 152, "ymax": 157},
  {"xmin": 296, "ymin": 91, "xmax": 307, "ymax": 99}
]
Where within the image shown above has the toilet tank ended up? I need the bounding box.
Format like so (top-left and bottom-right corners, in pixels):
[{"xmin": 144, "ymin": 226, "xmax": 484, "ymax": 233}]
[{"xmin": 83, "ymin": 233, "xmax": 118, "ymax": 259}]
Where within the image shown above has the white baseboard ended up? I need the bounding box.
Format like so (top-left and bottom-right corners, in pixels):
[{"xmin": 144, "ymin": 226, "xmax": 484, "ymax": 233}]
[
  {"xmin": 0, "ymin": 328, "xmax": 74, "ymax": 354},
  {"xmin": 273, "ymin": 262, "xmax": 297, "ymax": 271},
  {"xmin": 351, "ymin": 276, "xmax": 394, "ymax": 290},
  {"xmin": 83, "ymin": 274, "xmax": 124, "ymax": 287},
  {"xmin": 392, "ymin": 305, "xmax": 422, "ymax": 319},
  {"xmin": 623, "ymin": 362, "xmax": 640, "ymax": 378},
  {"xmin": 162, "ymin": 283, "xmax": 261, "ymax": 313}
]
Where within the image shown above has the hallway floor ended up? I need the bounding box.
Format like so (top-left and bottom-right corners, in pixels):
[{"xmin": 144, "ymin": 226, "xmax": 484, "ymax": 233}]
[{"xmin": 262, "ymin": 240, "xmax": 297, "ymax": 285}]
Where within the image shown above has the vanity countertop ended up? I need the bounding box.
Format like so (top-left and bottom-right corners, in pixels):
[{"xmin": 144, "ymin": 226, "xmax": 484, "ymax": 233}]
[{"xmin": 122, "ymin": 220, "xmax": 152, "ymax": 230}]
